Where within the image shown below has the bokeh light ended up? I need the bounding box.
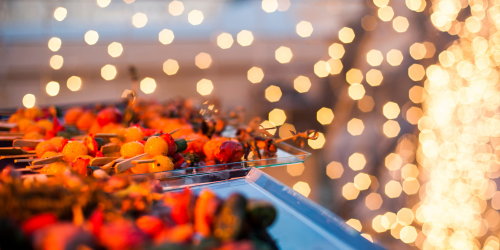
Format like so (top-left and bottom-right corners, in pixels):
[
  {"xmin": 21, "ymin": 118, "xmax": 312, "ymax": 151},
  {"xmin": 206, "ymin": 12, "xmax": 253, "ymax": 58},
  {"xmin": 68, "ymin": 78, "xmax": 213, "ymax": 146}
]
[
  {"xmin": 195, "ymin": 52, "xmax": 212, "ymax": 69},
  {"xmin": 53, "ymin": 7, "xmax": 67, "ymax": 21},
  {"xmin": 314, "ymin": 60, "xmax": 330, "ymax": 78},
  {"xmin": 140, "ymin": 77, "xmax": 156, "ymax": 94},
  {"xmin": 46, "ymin": 81, "xmax": 60, "ymax": 97},
  {"xmin": 338, "ymin": 27, "xmax": 355, "ymax": 43},
  {"xmin": 97, "ymin": 0, "xmax": 111, "ymax": 8},
  {"xmin": 346, "ymin": 68, "xmax": 363, "ymax": 84},
  {"xmin": 296, "ymin": 21, "xmax": 313, "ymax": 37},
  {"xmin": 366, "ymin": 193, "xmax": 383, "ymax": 210},
  {"xmin": 406, "ymin": 107, "xmax": 423, "ymax": 125},
  {"xmin": 348, "ymin": 84, "xmax": 366, "ymax": 100},
  {"xmin": 50, "ymin": 55, "xmax": 63, "ymax": 70},
  {"xmin": 366, "ymin": 69, "xmax": 383, "ymax": 86},
  {"xmin": 67, "ymin": 76, "xmax": 82, "ymax": 92},
  {"xmin": 393, "ymin": 16, "xmax": 409, "ymax": 32},
  {"xmin": 409, "ymin": 85, "xmax": 425, "ymax": 103},
  {"xmin": 217, "ymin": 33, "xmax": 234, "ymax": 49},
  {"xmin": 237, "ymin": 30, "xmax": 254, "ymax": 46},
  {"xmin": 268, "ymin": 109, "xmax": 286, "ymax": 126},
  {"xmin": 373, "ymin": 0, "xmax": 389, "ymax": 7},
  {"xmin": 262, "ymin": 0, "xmax": 278, "ymax": 13},
  {"xmin": 362, "ymin": 15, "xmax": 377, "ymax": 31},
  {"xmin": 287, "ymin": 163, "xmax": 305, "ymax": 176},
  {"xmin": 196, "ymin": 79, "xmax": 213, "ymax": 96},
  {"xmin": 188, "ymin": 10, "xmax": 204, "ymax": 25},
  {"xmin": 385, "ymin": 180, "xmax": 402, "ymax": 198},
  {"xmin": 346, "ymin": 219, "xmax": 362, "ymax": 232},
  {"xmin": 108, "ymin": 42, "xmax": 123, "ymax": 58},
  {"xmin": 294, "ymin": 76, "xmax": 311, "ymax": 93},
  {"xmin": 23, "ymin": 94, "xmax": 36, "ymax": 108},
  {"xmin": 265, "ymin": 85, "xmax": 282, "ymax": 102},
  {"xmin": 347, "ymin": 118, "xmax": 364, "ymax": 136},
  {"xmin": 385, "ymin": 153, "xmax": 402, "ymax": 171},
  {"xmin": 328, "ymin": 43, "xmax": 345, "ymax": 59},
  {"xmin": 358, "ymin": 96, "xmax": 375, "ymax": 112},
  {"xmin": 343, "ymin": 182, "xmax": 360, "ymax": 200},
  {"xmin": 326, "ymin": 161, "xmax": 344, "ymax": 179},
  {"xmin": 293, "ymin": 181, "xmax": 311, "ymax": 197},
  {"xmin": 163, "ymin": 59, "xmax": 179, "ymax": 75},
  {"xmin": 367, "ymin": 49, "xmax": 383, "ymax": 66},
  {"xmin": 378, "ymin": 6, "xmax": 394, "ymax": 21},
  {"xmin": 408, "ymin": 64, "xmax": 426, "ymax": 81},
  {"xmin": 101, "ymin": 64, "xmax": 117, "ymax": 81},
  {"xmin": 159, "ymin": 29, "xmax": 175, "ymax": 45},
  {"xmin": 354, "ymin": 173, "xmax": 371, "ymax": 190},
  {"xmin": 383, "ymin": 102, "xmax": 400, "ymax": 119},
  {"xmin": 275, "ymin": 46, "xmax": 293, "ymax": 63},
  {"xmin": 386, "ymin": 49, "xmax": 403, "ymax": 66},
  {"xmin": 349, "ymin": 153, "xmax": 366, "ymax": 171},
  {"xmin": 169, "ymin": 0, "xmax": 184, "ymax": 16},
  {"xmin": 308, "ymin": 132, "xmax": 325, "ymax": 149},
  {"xmin": 260, "ymin": 120, "xmax": 276, "ymax": 135},
  {"xmin": 383, "ymin": 120, "xmax": 400, "ymax": 138},
  {"xmin": 84, "ymin": 30, "xmax": 99, "ymax": 45},
  {"xmin": 132, "ymin": 13, "xmax": 148, "ymax": 28},
  {"xmin": 247, "ymin": 67, "xmax": 264, "ymax": 83},
  {"xmin": 317, "ymin": 107, "xmax": 334, "ymax": 125},
  {"xmin": 409, "ymin": 43, "xmax": 426, "ymax": 60},
  {"xmin": 327, "ymin": 58, "xmax": 343, "ymax": 75},
  {"xmin": 48, "ymin": 37, "xmax": 61, "ymax": 52}
]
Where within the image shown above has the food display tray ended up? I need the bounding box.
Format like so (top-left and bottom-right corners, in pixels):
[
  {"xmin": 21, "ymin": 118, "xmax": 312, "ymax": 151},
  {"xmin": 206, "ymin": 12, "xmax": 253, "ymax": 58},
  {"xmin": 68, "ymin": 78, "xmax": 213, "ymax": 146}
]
[
  {"xmin": 157, "ymin": 168, "xmax": 385, "ymax": 250},
  {"xmin": 130, "ymin": 142, "xmax": 311, "ymax": 180}
]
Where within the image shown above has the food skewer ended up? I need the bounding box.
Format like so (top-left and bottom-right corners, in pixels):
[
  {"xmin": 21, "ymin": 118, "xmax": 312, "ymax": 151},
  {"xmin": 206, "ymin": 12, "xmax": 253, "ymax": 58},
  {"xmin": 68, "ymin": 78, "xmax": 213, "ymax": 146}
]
[
  {"xmin": 115, "ymin": 153, "xmax": 148, "ymax": 173},
  {"xmin": 2, "ymin": 154, "xmax": 36, "ymax": 160},
  {"xmin": 12, "ymin": 139, "xmax": 43, "ymax": 148},
  {"xmin": 31, "ymin": 155, "xmax": 64, "ymax": 167},
  {"xmin": 273, "ymin": 130, "xmax": 320, "ymax": 144}
]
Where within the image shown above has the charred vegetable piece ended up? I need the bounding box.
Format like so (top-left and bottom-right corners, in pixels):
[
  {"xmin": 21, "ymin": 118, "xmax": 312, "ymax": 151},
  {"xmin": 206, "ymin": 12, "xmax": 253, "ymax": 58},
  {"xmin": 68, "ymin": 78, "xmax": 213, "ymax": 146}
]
[
  {"xmin": 213, "ymin": 193, "xmax": 247, "ymax": 242},
  {"xmin": 215, "ymin": 141, "xmax": 244, "ymax": 164},
  {"xmin": 246, "ymin": 200, "xmax": 277, "ymax": 229}
]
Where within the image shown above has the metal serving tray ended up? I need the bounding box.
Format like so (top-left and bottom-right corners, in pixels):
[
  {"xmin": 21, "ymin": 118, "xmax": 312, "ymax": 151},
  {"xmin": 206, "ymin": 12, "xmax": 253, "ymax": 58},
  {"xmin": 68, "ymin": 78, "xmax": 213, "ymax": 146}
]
[
  {"xmin": 156, "ymin": 168, "xmax": 385, "ymax": 250},
  {"xmin": 130, "ymin": 142, "xmax": 311, "ymax": 180}
]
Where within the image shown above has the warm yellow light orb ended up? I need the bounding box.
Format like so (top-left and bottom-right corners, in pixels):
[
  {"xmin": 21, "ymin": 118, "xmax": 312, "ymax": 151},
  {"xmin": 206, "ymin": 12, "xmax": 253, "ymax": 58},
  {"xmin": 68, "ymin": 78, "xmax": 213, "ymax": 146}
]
[
  {"xmin": 67, "ymin": 76, "xmax": 82, "ymax": 92},
  {"xmin": 217, "ymin": 33, "xmax": 234, "ymax": 49},
  {"xmin": 294, "ymin": 76, "xmax": 311, "ymax": 93},
  {"xmin": 308, "ymin": 132, "xmax": 325, "ymax": 149},
  {"xmin": 408, "ymin": 64, "xmax": 426, "ymax": 81},
  {"xmin": 385, "ymin": 153, "xmax": 402, "ymax": 171},
  {"xmin": 366, "ymin": 69, "xmax": 383, "ymax": 86},
  {"xmin": 237, "ymin": 30, "xmax": 254, "ymax": 46},
  {"xmin": 84, "ymin": 30, "xmax": 99, "ymax": 45},
  {"xmin": 373, "ymin": 0, "xmax": 389, "ymax": 7},
  {"xmin": 367, "ymin": 49, "xmax": 383, "ymax": 66},
  {"xmin": 296, "ymin": 21, "xmax": 313, "ymax": 38},
  {"xmin": 409, "ymin": 43, "xmax": 426, "ymax": 60},
  {"xmin": 54, "ymin": 7, "xmax": 67, "ymax": 21},
  {"xmin": 108, "ymin": 42, "xmax": 123, "ymax": 58},
  {"xmin": 406, "ymin": 107, "xmax": 423, "ymax": 125},
  {"xmin": 378, "ymin": 6, "xmax": 394, "ymax": 21},
  {"xmin": 188, "ymin": 10, "xmax": 204, "ymax": 25},
  {"xmin": 46, "ymin": 81, "xmax": 60, "ymax": 96},
  {"xmin": 23, "ymin": 94, "xmax": 36, "ymax": 108},
  {"xmin": 347, "ymin": 118, "xmax": 364, "ymax": 136},
  {"xmin": 328, "ymin": 43, "xmax": 345, "ymax": 59},
  {"xmin": 48, "ymin": 37, "xmax": 62, "ymax": 52},
  {"xmin": 262, "ymin": 0, "xmax": 278, "ymax": 13},
  {"xmin": 383, "ymin": 120, "xmax": 400, "ymax": 138},
  {"xmin": 348, "ymin": 84, "xmax": 366, "ymax": 100},
  {"xmin": 338, "ymin": 27, "xmax": 355, "ymax": 43},
  {"xmin": 169, "ymin": 0, "xmax": 184, "ymax": 16},
  {"xmin": 197, "ymin": 79, "xmax": 213, "ymax": 96},
  {"xmin": 50, "ymin": 55, "xmax": 64, "ymax": 70},
  {"xmin": 317, "ymin": 107, "xmax": 334, "ymax": 125},
  {"xmin": 327, "ymin": 58, "xmax": 343, "ymax": 75},
  {"xmin": 163, "ymin": 59, "xmax": 179, "ymax": 75},
  {"xmin": 195, "ymin": 52, "xmax": 212, "ymax": 69},
  {"xmin": 342, "ymin": 182, "xmax": 360, "ymax": 200},
  {"xmin": 385, "ymin": 180, "xmax": 402, "ymax": 198},
  {"xmin": 354, "ymin": 173, "xmax": 371, "ymax": 190},
  {"xmin": 287, "ymin": 163, "xmax": 305, "ymax": 176},
  {"xmin": 97, "ymin": 0, "xmax": 111, "ymax": 8},
  {"xmin": 346, "ymin": 68, "xmax": 363, "ymax": 84},
  {"xmin": 265, "ymin": 85, "xmax": 282, "ymax": 102},
  {"xmin": 293, "ymin": 181, "xmax": 311, "ymax": 197},
  {"xmin": 132, "ymin": 13, "xmax": 147, "ymax": 28},
  {"xmin": 101, "ymin": 64, "xmax": 117, "ymax": 80},
  {"xmin": 383, "ymin": 102, "xmax": 400, "ymax": 119},
  {"xmin": 387, "ymin": 49, "xmax": 403, "ymax": 66},
  {"xmin": 140, "ymin": 77, "xmax": 156, "ymax": 94},
  {"xmin": 260, "ymin": 120, "xmax": 276, "ymax": 135},
  {"xmin": 346, "ymin": 219, "xmax": 362, "ymax": 232},
  {"xmin": 358, "ymin": 96, "xmax": 375, "ymax": 112},
  {"xmin": 159, "ymin": 29, "xmax": 175, "ymax": 45},
  {"xmin": 314, "ymin": 60, "xmax": 330, "ymax": 78},
  {"xmin": 409, "ymin": 86, "xmax": 425, "ymax": 103},
  {"xmin": 269, "ymin": 109, "xmax": 286, "ymax": 126},
  {"xmin": 349, "ymin": 153, "xmax": 366, "ymax": 171},
  {"xmin": 275, "ymin": 46, "xmax": 293, "ymax": 63},
  {"xmin": 393, "ymin": 16, "xmax": 409, "ymax": 33},
  {"xmin": 400, "ymin": 226, "xmax": 417, "ymax": 243},
  {"xmin": 366, "ymin": 193, "xmax": 383, "ymax": 210},
  {"xmin": 326, "ymin": 161, "xmax": 344, "ymax": 179},
  {"xmin": 247, "ymin": 67, "xmax": 264, "ymax": 83}
]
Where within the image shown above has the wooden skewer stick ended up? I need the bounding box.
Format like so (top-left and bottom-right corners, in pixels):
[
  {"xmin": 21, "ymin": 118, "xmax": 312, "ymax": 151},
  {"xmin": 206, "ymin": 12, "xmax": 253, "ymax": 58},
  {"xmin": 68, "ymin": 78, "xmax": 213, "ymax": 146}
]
[
  {"xmin": 101, "ymin": 144, "xmax": 121, "ymax": 155},
  {"xmin": 95, "ymin": 133, "xmax": 118, "ymax": 138},
  {"xmin": 115, "ymin": 153, "xmax": 148, "ymax": 173},
  {"xmin": 13, "ymin": 168, "xmax": 38, "ymax": 173},
  {"xmin": 0, "ymin": 136, "xmax": 23, "ymax": 141},
  {"xmin": 90, "ymin": 157, "xmax": 120, "ymax": 166},
  {"xmin": 100, "ymin": 157, "xmax": 123, "ymax": 173},
  {"xmin": 13, "ymin": 139, "xmax": 43, "ymax": 148},
  {"xmin": 0, "ymin": 147, "xmax": 31, "ymax": 155},
  {"xmin": 185, "ymin": 139, "xmax": 196, "ymax": 143},
  {"xmin": 169, "ymin": 128, "xmax": 180, "ymax": 135},
  {"xmin": 31, "ymin": 155, "xmax": 64, "ymax": 166},
  {"xmin": 15, "ymin": 158, "xmax": 37, "ymax": 163},
  {"xmin": 0, "ymin": 122, "xmax": 17, "ymax": 129},
  {"xmin": 1, "ymin": 154, "xmax": 36, "ymax": 160},
  {"xmin": 131, "ymin": 159, "xmax": 155, "ymax": 164},
  {"xmin": 0, "ymin": 132, "xmax": 24, "ymax": 136},
  {"xmin": 273, "ymin": 130, "xmax": 320, "ymax": 144}
]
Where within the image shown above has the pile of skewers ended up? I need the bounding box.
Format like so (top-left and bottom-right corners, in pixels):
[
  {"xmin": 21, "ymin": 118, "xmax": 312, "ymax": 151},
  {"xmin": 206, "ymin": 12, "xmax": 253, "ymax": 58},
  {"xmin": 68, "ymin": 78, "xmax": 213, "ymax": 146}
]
[{"xmin": 0, "ymin": 96, "xmax": 319, "ymax": 179}]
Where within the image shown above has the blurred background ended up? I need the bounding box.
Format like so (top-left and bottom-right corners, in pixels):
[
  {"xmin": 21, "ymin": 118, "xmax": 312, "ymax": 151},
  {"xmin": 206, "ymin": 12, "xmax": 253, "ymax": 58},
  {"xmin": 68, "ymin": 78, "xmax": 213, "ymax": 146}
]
[{"xmin": 2, "ymin": 0, "xmax": 500, "ymax": 249}]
